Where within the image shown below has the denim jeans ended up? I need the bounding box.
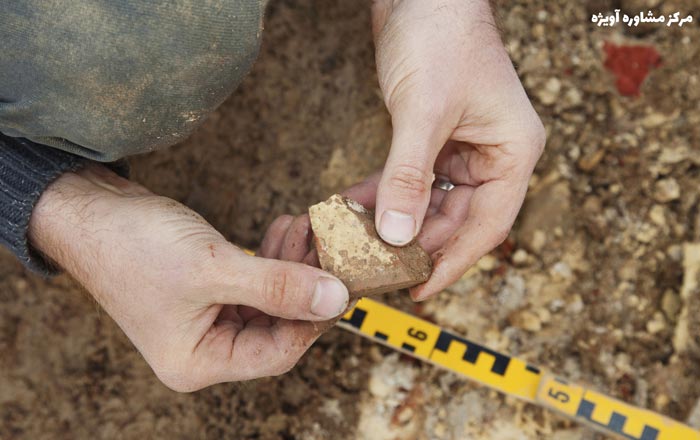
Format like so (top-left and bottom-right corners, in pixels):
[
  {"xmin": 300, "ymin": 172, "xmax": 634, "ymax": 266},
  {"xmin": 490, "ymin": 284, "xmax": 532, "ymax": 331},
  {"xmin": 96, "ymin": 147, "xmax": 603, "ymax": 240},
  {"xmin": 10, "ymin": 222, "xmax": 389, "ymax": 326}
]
[{"xmin": 0, "ymin": 0, "xmax": 264, "ymax": 161}]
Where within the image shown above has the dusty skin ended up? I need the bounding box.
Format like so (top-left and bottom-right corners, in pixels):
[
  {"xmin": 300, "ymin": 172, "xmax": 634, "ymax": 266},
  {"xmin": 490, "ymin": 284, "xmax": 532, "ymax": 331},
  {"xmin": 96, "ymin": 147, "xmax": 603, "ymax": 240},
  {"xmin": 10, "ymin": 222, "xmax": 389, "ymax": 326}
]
[{"xmin": 1, "ymin": 0, "xmax": 700, "ymax": 439}]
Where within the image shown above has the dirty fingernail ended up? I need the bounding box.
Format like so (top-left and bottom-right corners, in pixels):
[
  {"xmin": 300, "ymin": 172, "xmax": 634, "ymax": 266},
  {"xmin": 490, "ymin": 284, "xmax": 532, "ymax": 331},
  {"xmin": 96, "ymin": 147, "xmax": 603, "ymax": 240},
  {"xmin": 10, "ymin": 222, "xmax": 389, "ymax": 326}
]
[
  {"xmin": 378, "ymin": 210, "xmax": 415, "ymax": 246},
  {"xmin": 311, "ymin": 278, "xmax": 349, "ymax": 318}
]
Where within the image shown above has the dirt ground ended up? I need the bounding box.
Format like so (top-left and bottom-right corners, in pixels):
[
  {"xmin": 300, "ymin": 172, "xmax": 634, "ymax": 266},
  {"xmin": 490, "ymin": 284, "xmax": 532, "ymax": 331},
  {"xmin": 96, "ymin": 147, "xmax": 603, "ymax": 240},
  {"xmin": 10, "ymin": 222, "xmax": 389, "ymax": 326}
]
[{"xmin": 1, "ymin": 0, "xmax": 699, "ymax": 439}]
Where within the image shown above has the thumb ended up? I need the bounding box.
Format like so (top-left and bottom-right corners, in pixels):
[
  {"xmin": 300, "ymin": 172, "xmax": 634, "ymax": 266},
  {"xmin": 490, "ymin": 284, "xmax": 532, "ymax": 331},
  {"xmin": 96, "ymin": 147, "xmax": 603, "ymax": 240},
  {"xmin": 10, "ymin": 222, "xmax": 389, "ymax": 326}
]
[
  {"xmin": 218, "ymin": 252, "xmax": 349, "ymax": 321},
  {"xmin": 376, "ymin": 101, "xmax": 453, "ymax": 246}
]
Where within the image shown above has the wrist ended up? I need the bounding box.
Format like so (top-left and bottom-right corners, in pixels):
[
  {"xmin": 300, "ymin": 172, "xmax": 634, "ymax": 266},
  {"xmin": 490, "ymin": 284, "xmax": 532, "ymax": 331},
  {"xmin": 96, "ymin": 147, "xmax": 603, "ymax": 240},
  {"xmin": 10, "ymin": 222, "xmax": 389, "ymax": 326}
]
[{"xmin": 27, "ymin": 164, "xmax": 150, "ymax": 272}]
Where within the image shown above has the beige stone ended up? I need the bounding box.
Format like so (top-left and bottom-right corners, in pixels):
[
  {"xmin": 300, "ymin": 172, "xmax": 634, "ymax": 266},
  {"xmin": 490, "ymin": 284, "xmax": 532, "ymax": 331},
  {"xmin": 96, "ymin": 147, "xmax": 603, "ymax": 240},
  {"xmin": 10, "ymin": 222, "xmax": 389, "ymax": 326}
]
[{"xmin": 309, "ymin": 194, "xmax": 432, "ymax": 299}]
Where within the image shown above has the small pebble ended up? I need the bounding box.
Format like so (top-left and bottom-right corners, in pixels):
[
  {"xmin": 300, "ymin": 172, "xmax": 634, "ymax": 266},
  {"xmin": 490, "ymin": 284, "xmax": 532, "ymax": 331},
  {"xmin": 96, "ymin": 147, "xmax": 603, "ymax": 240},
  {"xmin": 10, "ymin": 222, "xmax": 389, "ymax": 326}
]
[
  {"xmin": 369, "ymin": 375, "xmax": 391, "ymax": 398},
  {"xmin": 653, "ymin": 178, "xmax": 681, "ymax": 203},
  {"xmin": 661, "ymin": 289, "xmax": 681, "ymax": 320},
  {"xmin": 537, "ymin": 78, "xmax": 561, "ymax": 105},
  {"xmin": 641, "ymin": 112, "xmax": 671, "ymax": 128},
  {"xmin": 655, "ymin": 394, "xmax": 670, "ymax": 411},
  {"xmin": 646, "ymin": 312, "xmax": 666, "ymax": 334},
  {"xmin": 550, "ymin": 261, "xmax": 573, "ymax": 280},
  {"xmin": 512, "ymin": 249, "xmax": 529, "ymax": 266},
  {"xmin": 433, "ymin": 422, "xmax": 446, "ymax": 437},
  {"xmin": 635, "ymin": 223, "xmax": 658, "ymax": 243},
  {"xmin": 667, "ymin": 244, "xmax": 683, "ymax": 261},
  {"xmin": 564, "ymin": 88, "xmax": 582, "ymax": 106},
  {"xmin": 549, "ymin": 299, "xmax": 565, "ymax": 312},
  {"xmin": 477, "ymin": 254, "xmax": 498, "ymax": 271},
  {"xmin": 512, "ymin": 310, "xmax": 542, "ymax": 332},
  {"xmin": 567, "ymin": 295, "xmax": 584, "ymax": 314},
  {"xmin": 530, "ymin": 230, "xmax": 547, "ymax": 254},
  {"xmin": 577, "ymin": 149, "xmax": 606, "ymax": 172},
  {"xmin": 395, "ymin": 406, "xmax": 414, "ymax": 425},
  {"xmin": 648, "ymin": 205, "xmax": 666, "ymax": 227}
]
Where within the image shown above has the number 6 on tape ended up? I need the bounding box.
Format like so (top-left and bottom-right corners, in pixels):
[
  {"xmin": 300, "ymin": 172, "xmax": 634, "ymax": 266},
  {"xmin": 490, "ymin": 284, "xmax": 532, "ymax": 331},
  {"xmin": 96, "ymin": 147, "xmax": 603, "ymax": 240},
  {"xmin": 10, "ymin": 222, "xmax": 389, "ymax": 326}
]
[{"xmin": 339, "ymin": 298, "xmax": 700, "ymax": 440}]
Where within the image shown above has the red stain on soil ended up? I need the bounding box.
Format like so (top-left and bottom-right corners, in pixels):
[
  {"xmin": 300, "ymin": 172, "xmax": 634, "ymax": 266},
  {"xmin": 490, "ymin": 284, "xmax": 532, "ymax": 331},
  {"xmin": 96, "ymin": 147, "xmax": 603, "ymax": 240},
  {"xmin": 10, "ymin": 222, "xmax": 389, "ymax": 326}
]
[
  {"xmin": 603, "ymin": 42, "xmax": 662, "ymax": 97},
  {"xmin": 498, "ymin": 237, "xmax": 515, "ymax": 259}
]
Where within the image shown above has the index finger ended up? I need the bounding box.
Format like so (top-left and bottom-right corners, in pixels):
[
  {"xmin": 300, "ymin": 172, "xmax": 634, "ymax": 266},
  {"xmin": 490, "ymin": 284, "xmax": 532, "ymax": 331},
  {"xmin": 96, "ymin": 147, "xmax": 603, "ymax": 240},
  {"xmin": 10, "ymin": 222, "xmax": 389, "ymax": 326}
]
[{"xmin": 410, "ymin": 177, "xmax": 529, "ymax": 301}]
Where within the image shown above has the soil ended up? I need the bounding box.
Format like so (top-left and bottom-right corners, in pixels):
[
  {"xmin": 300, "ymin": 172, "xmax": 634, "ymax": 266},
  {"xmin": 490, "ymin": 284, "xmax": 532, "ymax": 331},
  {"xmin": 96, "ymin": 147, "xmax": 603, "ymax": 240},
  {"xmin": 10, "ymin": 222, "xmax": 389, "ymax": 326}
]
[{"xmin": 1, "ymin": 0, "xmax": 699, "ymax": 439}]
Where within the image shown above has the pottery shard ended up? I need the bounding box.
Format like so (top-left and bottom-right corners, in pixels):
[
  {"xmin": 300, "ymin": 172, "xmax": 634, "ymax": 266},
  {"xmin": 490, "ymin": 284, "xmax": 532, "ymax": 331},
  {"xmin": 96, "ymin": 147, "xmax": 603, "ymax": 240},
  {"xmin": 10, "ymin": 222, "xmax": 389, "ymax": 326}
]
[{"xmin": 309, "ymin": 194, "xmax": 432, "ymax": 299}]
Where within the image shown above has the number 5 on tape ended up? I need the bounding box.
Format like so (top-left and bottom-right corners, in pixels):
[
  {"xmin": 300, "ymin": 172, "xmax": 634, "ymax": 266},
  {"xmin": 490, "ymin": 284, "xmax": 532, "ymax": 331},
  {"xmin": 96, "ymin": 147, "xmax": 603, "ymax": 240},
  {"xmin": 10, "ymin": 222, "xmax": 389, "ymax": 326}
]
[
  {"xmin": 538, "ymin": 375, "xmax": 583, "ymax": 415},
  {"xmin": 244, "ymin": 246, "xmax": 699, "ymax": 440},
  {"xmin": 537, "ymin": 374, "xmax": 699, "ymax": 440}
]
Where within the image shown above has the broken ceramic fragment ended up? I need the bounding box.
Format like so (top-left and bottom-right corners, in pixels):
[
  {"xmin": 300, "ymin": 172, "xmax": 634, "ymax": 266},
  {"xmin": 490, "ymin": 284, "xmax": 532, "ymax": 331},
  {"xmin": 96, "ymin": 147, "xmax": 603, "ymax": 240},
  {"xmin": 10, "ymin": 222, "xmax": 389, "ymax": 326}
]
[{"xmin": 309, "ymin": 194, "xmax": 432, "ymax": 299}]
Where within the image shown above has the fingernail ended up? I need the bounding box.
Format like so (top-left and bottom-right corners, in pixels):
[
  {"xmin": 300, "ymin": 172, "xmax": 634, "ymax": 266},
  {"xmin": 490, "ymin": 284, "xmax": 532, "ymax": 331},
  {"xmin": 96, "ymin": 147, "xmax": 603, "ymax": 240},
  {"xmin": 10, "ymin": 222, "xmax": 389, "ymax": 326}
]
[
  {"xmin": 411, "ymin": 291, "xmax": 428, "ymax": 302},
  {"xmin": 311, "ymin": 278, "xmax": 349, "ymax": 318},
  {"xmin": 378, "ymin": 210, "xmax": 416, "ymax": 246}
]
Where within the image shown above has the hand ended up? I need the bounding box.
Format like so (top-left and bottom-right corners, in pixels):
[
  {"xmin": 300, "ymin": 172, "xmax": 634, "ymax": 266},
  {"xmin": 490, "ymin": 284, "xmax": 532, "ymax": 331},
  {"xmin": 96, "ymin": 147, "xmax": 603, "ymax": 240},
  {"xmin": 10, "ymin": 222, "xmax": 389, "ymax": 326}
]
[
  {"xmin": 28, "ymin": 165, "xmax": 349, "ymax": 391},
  {"xmin": 258, "ymin": 177, "xmax": 385, "ymax": 268},
  {"xmin": 371, "ymin": 0, "xmax": 546, "ymax": 300}
]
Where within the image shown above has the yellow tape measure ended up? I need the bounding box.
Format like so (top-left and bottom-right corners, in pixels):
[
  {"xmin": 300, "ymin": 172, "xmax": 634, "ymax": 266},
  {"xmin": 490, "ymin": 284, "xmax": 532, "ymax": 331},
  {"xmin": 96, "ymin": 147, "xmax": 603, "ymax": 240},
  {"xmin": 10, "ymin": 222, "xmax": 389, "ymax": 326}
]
[
  {"xmin": 242, "ymin": 248, "xmax": 697, "ymax": 438},
  {"xmin": 337, "ymin": 298, "xmax": 700, "ymax": 440}
]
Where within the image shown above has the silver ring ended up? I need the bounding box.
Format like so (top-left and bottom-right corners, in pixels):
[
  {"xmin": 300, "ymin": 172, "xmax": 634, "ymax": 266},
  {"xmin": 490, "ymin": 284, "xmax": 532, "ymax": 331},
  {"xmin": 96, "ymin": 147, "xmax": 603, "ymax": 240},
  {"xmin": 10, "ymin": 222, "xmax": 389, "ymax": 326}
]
[{"xmin": 433, "ymin": 177, "xmax": 455, "ymax": 192}]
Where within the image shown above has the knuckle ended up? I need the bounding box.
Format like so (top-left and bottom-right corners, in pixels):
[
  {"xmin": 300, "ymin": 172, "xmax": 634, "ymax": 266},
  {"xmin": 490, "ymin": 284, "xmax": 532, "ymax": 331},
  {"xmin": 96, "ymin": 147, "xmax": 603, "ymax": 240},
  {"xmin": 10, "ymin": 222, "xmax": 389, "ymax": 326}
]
[
  {"xmin": 262, "ymin": 269, "xmax": 293, "ymax": 308},
  {"xmin": 153, "ymin": 363, "xmax": 199, "ymax": 393},
  {"xmin": 528, "ymin": 119, "xmax": 547, "ymax": 156},
  {"xmin": 271, "ymin": 215, "xmax": 295, "ymax": 230},
  {"xmin": 491, "ymin": 226, "xmax": 511, "ymax": 247},
  {"xmin": 387, "ymin": 164, "xmax": 431, "ymax": 199},
  {"xmin": 271, "ymin": 355, "xmax": 301, "ymax": 377},
  {"xmin": 196, "ymin": 244, "xmax": 241, "ymax": 289}
]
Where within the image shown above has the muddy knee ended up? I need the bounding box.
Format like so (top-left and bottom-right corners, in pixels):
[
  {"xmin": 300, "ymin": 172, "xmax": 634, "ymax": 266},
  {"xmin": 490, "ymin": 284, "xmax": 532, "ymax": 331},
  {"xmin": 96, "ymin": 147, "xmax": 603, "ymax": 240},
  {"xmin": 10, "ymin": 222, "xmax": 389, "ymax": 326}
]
[{"xmin": 0, "ymin": 1, "xmax": 264, "ymax": 161}]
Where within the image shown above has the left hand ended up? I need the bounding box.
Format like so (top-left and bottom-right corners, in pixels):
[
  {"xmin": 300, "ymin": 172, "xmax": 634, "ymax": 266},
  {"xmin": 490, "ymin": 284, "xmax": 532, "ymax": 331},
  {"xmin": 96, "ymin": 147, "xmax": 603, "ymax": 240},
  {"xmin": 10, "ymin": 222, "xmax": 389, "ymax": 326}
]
[
  {"xmin": 28, "ymin": 165, "xmax": 349, "ymax": 391},
  {"xmin": 370, "ymin": 0, "xmax": 546, "ymax": 300}
]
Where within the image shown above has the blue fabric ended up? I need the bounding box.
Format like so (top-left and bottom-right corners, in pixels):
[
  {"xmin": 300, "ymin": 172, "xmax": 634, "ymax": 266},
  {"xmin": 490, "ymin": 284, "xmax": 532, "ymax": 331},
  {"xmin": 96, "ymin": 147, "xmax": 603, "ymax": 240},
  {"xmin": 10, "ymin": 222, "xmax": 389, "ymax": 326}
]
[{"xmin": 0, "ymin": 134, "xmax": 87, "ymax": 273}]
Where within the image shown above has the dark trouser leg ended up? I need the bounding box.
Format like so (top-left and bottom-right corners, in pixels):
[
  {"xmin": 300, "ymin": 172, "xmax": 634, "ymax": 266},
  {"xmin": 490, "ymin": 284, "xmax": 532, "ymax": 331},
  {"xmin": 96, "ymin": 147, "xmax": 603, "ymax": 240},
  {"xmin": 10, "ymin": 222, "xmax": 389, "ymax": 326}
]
[{"xmin": 0, "ymin": 0, "xmax": 264, "ymax": 161}]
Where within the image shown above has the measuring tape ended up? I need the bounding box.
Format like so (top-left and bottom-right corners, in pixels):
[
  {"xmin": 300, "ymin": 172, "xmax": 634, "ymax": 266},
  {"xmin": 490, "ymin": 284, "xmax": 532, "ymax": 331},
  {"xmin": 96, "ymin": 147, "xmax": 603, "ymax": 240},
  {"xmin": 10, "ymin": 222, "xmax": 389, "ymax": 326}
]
[
  {"xmin": 241, "ymin": 248, "xmax": 697, "ymax": 438},
  {"xmin": 337, "ymin": 297, "xmax": 700, "ymax": 440}
]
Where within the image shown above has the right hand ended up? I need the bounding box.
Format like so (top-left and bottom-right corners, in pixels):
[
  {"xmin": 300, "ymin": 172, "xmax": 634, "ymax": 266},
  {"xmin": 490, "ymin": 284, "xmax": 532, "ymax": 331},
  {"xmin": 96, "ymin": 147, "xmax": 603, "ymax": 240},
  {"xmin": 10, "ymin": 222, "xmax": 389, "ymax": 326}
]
[{"xmin": 28, "ymin": 164, "xmax": 349, "ymax": 391}]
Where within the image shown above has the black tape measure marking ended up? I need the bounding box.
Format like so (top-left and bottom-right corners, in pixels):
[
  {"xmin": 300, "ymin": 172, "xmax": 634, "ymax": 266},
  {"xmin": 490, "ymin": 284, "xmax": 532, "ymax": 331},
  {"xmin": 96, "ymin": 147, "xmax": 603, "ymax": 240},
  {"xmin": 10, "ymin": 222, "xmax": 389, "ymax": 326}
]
[
  {"xmin": 241, "ymin": 248, "xmax": 697, "ymax": 439},
  {"xmin": 337, "ymin": 298, "xmax": 700, "ymax": 440}
]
